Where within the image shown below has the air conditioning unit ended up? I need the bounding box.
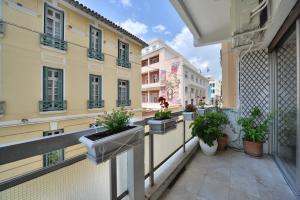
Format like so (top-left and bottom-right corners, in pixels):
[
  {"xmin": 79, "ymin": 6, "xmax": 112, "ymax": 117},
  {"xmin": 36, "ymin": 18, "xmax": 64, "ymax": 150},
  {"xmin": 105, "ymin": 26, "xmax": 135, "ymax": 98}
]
[{"xmin": 231, "ymin": 0, "xmax": 268, "ymax": 48}]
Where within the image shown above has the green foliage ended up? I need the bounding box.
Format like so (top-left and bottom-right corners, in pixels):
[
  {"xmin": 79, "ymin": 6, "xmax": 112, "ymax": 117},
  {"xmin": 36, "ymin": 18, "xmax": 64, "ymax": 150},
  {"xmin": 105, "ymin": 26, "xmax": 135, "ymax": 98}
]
[
  {"xmin": 154, "ymin": 111, "xmax": 172, "ymax": 120},
  {"xmin": 237, "ymin": 107, "xmax": 273, "ymax": 143},
  {"xmin": 96, "ymin": 108, "xmax": 134, "ymax": 133},
  {"xmin": 189, "ymin": 112, "xmax": 229, "ymax": 146}
]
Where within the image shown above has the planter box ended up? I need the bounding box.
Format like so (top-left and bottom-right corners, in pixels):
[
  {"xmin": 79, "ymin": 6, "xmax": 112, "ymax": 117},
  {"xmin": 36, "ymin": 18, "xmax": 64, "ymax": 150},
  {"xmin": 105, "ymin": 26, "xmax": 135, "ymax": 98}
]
[
  {"xmin": 79, "ymin": 125, "xmax": 144, "ymax": 164},
  {"xmin": 183, "ymin": 112, "xmax": 196, "ymax": 121},
  {"xmin": 197, "ymin": 108, "xmax": 206, "ymax": 116},
  {"xmin": 243, "ymin": 140, "xmax": 263, "ymax": 157},
  {"xmin": 147, "ymin": 117, "xmax": 177, "ymax": 134}
]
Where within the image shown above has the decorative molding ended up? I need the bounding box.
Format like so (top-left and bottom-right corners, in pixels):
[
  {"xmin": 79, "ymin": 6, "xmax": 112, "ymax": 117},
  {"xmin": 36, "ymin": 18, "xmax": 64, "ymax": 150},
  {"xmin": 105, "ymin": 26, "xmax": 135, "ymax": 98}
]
[
  {"xmin": 41, "ymin": 51, "xmax": 67, "ymax": 65},
  {"xmin": 6, "ymin": 0, "xmax": 40, "ymax": 17}
]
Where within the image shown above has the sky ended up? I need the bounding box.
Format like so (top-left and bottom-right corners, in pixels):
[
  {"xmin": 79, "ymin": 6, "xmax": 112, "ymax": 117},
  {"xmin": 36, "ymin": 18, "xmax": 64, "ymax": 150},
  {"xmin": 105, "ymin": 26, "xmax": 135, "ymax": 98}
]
[{"xmin": 78, "ymin": 0, "xmax": 222, "ymax": 80}]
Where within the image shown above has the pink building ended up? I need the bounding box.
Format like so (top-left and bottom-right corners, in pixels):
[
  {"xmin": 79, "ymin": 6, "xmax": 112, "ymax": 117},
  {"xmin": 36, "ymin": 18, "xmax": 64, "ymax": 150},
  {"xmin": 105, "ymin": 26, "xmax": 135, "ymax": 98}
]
[{"xmin": 141, "ymin": 39, "xmax": 208, "ymax": 110}]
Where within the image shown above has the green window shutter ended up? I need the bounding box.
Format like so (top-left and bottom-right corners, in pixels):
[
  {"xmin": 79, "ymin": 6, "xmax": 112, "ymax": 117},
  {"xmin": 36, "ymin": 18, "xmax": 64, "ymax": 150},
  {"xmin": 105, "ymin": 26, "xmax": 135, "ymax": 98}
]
[
  {"xmin": 126, "ymin": 80, "xmax": 130, "ymax": 101},
  {"xmin": 125, "ymin": 43, "xmax": 129, "ymax": 62},
  {"xmin": 43, "ymin": 67, "xmax": 49, "ymax": 101},
  {"xmin": 98, "ymin": 30, "xmax": 102, "ymax": 53},
  {"xmin": 57, "ymin": 69, "xmax": 63, "ymax": 101},
  {"xmin": 99, "ymin": 76, "xmax": 102, "ymax": 100},
  {"xmin": 117, "ymin": 79, "xmax": 121, "ymax": 101},
  {"xmin": 118, "ymin": 40, "xmax": 121, "ymax": 59},
  {"xmin": 89, "ymin": 26, "xmax": 92, "ymax": 50},
  {"xmin": 89, "ymin": 75, "xmax": 92, "ymax": 100}
]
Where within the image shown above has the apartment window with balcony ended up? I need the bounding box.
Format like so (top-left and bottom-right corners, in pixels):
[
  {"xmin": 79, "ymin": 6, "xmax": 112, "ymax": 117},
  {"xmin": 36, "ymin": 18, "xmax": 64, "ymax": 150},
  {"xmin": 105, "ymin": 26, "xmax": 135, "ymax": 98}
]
[
  {"xmin": 117, "ymin": 79, "xmax": 131, "ymax": 106},
  {"xmin": 142, "ymin": 92, "xmax": 148, "ymax": 103},
  {"xmin": 88, "ymin": 75, "xmax": 104, "ymax": 109},
  {"xmin": 43, "ymin": 129, "xmax": 64, "ymax": 167},
  {"xmin": 150, "ymin": 71, "xmax": 159, "ymax": 83},
  {"xmin": 142, "ymin": 59, "xmax": 148, "ymax": 67},
  {"xmin": 149, "ymin": 55, "xmax": 159, "ymax": 65},
  {"xmin": 41, "ymin": 3, "xmax": 67, "ymax": 51},
  {"xmin": 117, "ymin": 40, "xmax": 131, "ymax": 68},
  {"xmin": 88, "ymin": 26, "xmax": 104, "ymax": 61},
  {"xmin": 185, "ymin": 86, "xmax": 188, "ymax": 93},
  {"xmin": 40, "ymin": 67, "xmax": 66, "ymax": 112},
  {"xmin": 191, "ymin": 74, "xmax": 194, "ymax": 81},
  {"xmin": 149, "ymin": 91, "xmax": 159, "ymax": 103},
  {"xmin": 185, "ymin": 71, "xmax": 188, "ymax": 78},
  {"xmin": 142, "ymin": 74, "xmax": 148, "ymax": 84}
]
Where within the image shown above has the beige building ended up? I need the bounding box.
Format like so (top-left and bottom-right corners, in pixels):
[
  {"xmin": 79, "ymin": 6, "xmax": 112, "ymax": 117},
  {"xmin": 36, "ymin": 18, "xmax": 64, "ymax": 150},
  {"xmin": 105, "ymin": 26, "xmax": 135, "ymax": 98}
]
[
  {"xmin": 220, "ymin": 41, "xmax": 237, "ymax": 109},
  {"xmin": 141, "ymin": 39, "xmax": 208, "ymax": 110},
  {"xmin": 0, "ymin": 0, "xmax": 146, "ymax": 179}
]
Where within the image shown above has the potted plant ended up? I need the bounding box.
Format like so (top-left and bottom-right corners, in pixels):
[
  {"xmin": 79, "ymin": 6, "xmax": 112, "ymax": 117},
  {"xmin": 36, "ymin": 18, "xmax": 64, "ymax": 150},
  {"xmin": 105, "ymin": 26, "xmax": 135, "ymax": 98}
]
[
  {"xmin": 215, "ymin": 112, "xmax": 229, "ymax": 151},
  {"xmin": 189, "ymin": 112, "xmax": 225, "ymax": 155},
  {"xmin": 183, "ymin": 104, "xmax": 196, "ymax": 121},
  {"xmin": 79, "ymin": 108, "xmax": 144, "ymax": 164},
  {"xmin": 147, "ymin": 97, "xmax": 177, "ymax": 134},
  {"xmin": 238, "ymin": 107, "xmax": 273, "ymax": 157},
  {"xmin": 197, "ymin": 96, "xmax": 206, "ymax": 116}
]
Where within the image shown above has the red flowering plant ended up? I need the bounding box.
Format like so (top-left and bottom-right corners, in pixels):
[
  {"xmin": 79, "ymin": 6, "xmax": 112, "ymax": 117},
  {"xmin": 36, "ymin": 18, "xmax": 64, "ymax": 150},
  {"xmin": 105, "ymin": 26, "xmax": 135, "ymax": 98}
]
[
  {"xmin": 184, "ymin": 104, "xmax": 196, "ymax": 112},
  {"xmin": 198, "ymin": 96, "xmax": 206, "ymax": 109},
  {"xmin": 154, "ymin": 97, "xmax": 172, "ymax": 120}
]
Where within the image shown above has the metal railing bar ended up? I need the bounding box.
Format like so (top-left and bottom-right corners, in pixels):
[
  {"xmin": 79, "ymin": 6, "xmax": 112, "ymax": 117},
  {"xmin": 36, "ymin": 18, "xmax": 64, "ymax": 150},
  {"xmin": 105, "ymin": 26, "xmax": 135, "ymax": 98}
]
[
  {"xmin": 0, "ymin": 154, "xmax": 86, "ymax": 192},
  {"xmin": 144, "ymin": 136, "xmax": 194, "ymax": 179},
  {"xmin": 117, "ymin": 190, "xmax": 129, "ymax": 200}
]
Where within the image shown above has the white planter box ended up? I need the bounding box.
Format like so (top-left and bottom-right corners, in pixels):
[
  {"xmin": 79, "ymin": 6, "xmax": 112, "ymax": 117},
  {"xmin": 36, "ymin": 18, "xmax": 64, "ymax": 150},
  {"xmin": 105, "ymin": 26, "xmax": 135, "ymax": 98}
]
[
  {"xmin": 79, "ymin": 125, "xmax": 144, "ymax": 164},
  {"xmin": 183, "ymin": 112, "xmax": 196, "ymax": 121},
  {"xmin": 147, "ymin": 117, "xmax": 177, "ymax": 134},
  {"xmin": 197, "ymin": 108, "xmax": 206, "ymax": 116}
]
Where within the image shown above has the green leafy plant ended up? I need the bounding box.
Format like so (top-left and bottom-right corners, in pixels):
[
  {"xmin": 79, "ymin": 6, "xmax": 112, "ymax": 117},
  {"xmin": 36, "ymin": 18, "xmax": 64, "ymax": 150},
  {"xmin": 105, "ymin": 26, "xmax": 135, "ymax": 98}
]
[
  {"xmin": 154, "ymin": 96, "xmax": 172, "ymax": 120},
  {"xmin": 198, "ymin": 96, "xmax": 206, "ymax": 109},
  {"xmin": 237, "ymin": 107, "xmax": 273, "ymax": 143},
  {"xmin": 96, "ymin": 108, "xmax": 134, "ymax": 133},
  {"xmin": 189, "ymin": 112, "xmax": 228, "ymax": 146}
]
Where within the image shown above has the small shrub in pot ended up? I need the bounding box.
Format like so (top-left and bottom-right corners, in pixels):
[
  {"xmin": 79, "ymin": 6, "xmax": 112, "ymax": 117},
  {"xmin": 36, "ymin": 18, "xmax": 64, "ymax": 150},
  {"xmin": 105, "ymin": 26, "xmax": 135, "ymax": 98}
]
[{"xmin": 183, "ymin": 104, "xmax": 196, "ymax": 121}]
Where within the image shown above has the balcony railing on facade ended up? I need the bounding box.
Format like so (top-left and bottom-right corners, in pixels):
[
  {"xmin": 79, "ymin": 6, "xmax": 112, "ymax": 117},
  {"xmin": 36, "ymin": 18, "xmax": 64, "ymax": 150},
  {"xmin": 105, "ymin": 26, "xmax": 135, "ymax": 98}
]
[
  {"xmin": 87, "ymin": 48, "xmax": 104, "ymax": 61},
  {"xmin": 40, "ymin": 33, "xmax": 68, "ymax": 51},
  {"xmin": 0, "ymin": 101, "xmax": 5, "ymax": 115},
  {"xmin": 39, "ymin": 100, "xmax": 67, "ymax": 112},
  {"xmin": 116, "ymin": 58, "xmax": 131, "ymax": 68},
  {"xmin": 116, "ymin": 99, "xmax": 131, "ymax": 107},
  {"xmin": 87, "ymin": 100, "xmax": 104, "ymax": 109},
  {"xmin": 0, "ymin": 111, "xmax": 190, "ymax": 200}
]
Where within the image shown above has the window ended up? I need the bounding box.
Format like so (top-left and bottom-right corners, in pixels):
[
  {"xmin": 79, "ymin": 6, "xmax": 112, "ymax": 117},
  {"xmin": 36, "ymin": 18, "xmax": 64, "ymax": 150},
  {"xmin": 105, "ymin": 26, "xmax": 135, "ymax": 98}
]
[
  {"xmin": 149, "ymin": 55, "xmax": 159, "ymax": 65},
  {"xmin": 88, "ymin": 75, "xmax": 103, "ymax": 109},
  {"xmin": 40, "ymin": 67, "xmax": 66, "ymax": 112},
  {"xmin": 185, "ymin": 71, "xmax": 188, "ymax": 78},
  {"xmin": 149, "ymin": 91, "xmax": 159, "ymax": 103},
  {"xmin": 142, "ymin": 59, "xmax": 148, "ymax": 67},
  {"xmin": 185, "ymin": 86, "xmax": 188, "ymax": 93},
  {"xmin": 41, "ymin": 3, "xmax": 67, "ymax": 50},
  {"xmin": 88, "ymin": 26, "xmax": 104, "ymax": 61},
  {"xmin": 117, "ymin": 79, "xmax": 131, "ymax": 106},
  {"xmin": 150, "ymin": 71, "xmax": 159, "ymax": 83},
  {"xmin": 191, "ymin": 74, "xmax": 194, "ymax": 81},
  {"xmin": 142, "ymin": 92, "xmax": 148, "ymax": 103},
  {"xmin": 43, "ymin": 129, "xmax": 64, "ymax": 167},
  {"xmin": 142, "ymin": 73, "xmax": 148, "ymax": 84},
  {"xmin": 117, "ymin": 40, "xmax": 131, "ymax": 68}
]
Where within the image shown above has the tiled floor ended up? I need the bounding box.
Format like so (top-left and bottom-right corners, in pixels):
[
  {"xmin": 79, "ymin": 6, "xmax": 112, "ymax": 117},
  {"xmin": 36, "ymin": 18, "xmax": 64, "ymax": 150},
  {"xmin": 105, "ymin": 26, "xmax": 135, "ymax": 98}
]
[{"xmin": 160, "ymin": 149, "xmax": 295, "ymax": 200}]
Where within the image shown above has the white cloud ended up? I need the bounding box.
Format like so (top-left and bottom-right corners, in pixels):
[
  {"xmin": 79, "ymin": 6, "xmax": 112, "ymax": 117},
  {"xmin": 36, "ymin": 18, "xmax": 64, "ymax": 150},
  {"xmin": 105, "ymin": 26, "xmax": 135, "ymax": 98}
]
[
  {"xmin": 109, "ymin": 0, "xmax": 132, "ymax": 7},
  {"xmin": 164, "ymin": 31, "xmax": 171, "ymax": 35},
  {"xmin": 167, "ymin": 27, "xmax": 222, "ymax": 80},
  {"xmin": 121, "ymin": 0, "xmax": 132, "ymax": 7},
  {"xmin": 152, "ymin": 25, "xmax": 166, "ymax": 33},
  {"xmin": 119, "ymin": 19, "xmax": 148, "ymax": 36}
]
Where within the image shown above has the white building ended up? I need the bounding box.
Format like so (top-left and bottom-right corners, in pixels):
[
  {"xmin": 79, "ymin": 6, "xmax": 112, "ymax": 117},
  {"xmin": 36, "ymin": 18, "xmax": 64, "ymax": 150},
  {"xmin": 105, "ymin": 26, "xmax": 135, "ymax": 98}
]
[
  {"xmin": 141, "ymin": 39, "xmax": 208, "ymax": 109},
  {"xmin": 207, "ymin": 76, "xmax": 222, "ymax": 101}
]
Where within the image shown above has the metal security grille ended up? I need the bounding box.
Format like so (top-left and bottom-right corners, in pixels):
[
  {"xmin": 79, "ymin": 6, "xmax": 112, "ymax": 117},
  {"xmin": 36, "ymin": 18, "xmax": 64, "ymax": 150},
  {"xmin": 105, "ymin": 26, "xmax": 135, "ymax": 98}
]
[
  {"xmin": 239, "ymin": 49, "xmax": 270, "ymax": 117},
  {"xmin": 277, "ymin": 37, "xmax": 297, "ymax": 145}
]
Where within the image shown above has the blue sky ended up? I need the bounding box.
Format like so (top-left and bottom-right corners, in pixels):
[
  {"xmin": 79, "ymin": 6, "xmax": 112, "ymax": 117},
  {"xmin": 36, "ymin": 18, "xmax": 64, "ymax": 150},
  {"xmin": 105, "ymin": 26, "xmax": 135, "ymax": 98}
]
[{"xmin": 78, "ymin": 0, "xmax": 221, "ymax": 80}]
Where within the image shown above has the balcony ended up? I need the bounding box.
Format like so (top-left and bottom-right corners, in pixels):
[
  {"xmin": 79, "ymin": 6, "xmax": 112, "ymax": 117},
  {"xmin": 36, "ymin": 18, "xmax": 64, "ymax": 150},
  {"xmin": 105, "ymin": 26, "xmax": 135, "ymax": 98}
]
[
  {"xmin": 0, "ymin": 101, "xmax": 5, "ymax": 115},
  {"xmin": 116, "ymin": 58, "xmax": 131, "ymax": 68},
  {"xmin": 40, "ymin": 33, "xmax": 68, "ymax": 51},
  {"xmin": 87, "ymin": 100, "xmax": 104, "ymax": 109},
  {"xmin": 39, "ymin": 100, "xmax": 67, "ymax": 112},
  {"xmin": 116, "ymin": 99, "xmax": 131, "ymax": 107},
  {"xmin": 87, "ymin": 48, "xmax": 104, "ymax": 61}
]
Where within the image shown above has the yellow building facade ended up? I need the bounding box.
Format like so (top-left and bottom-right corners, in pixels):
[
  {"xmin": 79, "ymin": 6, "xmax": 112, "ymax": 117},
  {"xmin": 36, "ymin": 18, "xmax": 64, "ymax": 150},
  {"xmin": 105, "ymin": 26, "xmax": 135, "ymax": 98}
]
[
  {"xmin": 220, "ymin": 41, "xmax": 237, "ymax": 109},
  {"xmin": 0, "ymin": 0, "xmax": 147, "ymax": 180}
]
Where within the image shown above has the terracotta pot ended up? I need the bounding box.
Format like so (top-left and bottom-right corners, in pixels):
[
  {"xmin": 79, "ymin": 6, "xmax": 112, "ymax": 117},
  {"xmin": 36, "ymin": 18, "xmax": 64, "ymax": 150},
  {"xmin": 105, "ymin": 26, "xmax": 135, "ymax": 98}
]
[
  {"xmin": 217, "ymin": 134, "xmax": 228, "ymax": 151},
  {"xmin": 243, "ymin": 140, "xmax": 263, "ymax": 157}
]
